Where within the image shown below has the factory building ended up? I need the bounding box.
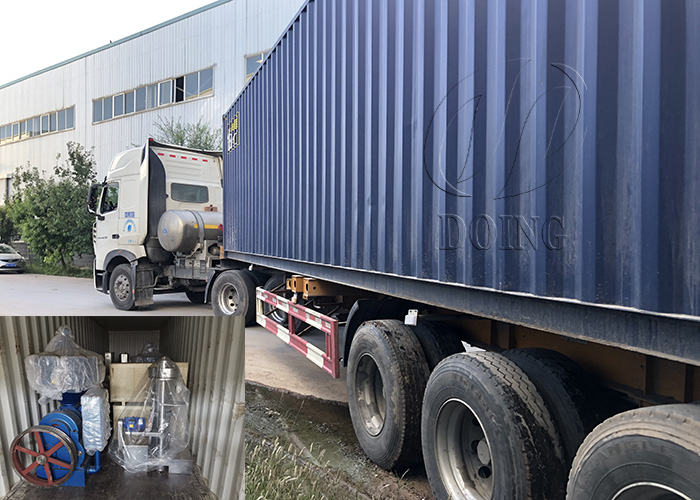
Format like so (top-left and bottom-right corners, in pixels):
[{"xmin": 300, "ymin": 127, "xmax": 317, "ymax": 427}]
[{"xmin": 0, "ymin": 0, "xmax": 304, "ymax": 203}]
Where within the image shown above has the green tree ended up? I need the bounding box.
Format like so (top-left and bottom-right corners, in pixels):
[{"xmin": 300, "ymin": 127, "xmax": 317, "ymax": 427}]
[
  {"xmin": 8, "ymin": 142, "xmax": 96, "ymax": 269},
  {"xmin": 0, "ymin": 204, "xmax": 17, "ymax": 243},
  {"xmin": 153, "ymin": 116, "xmax": 222, "ymax": 151}
]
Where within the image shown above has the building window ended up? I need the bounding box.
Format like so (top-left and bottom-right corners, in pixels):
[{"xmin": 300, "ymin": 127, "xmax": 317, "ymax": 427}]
[
  {"xmin": 0, "ymin": 106, "xmax": 75, "ymax": 146},
  {"xmin": 91, "ymin": 67, "xmax": 215, "ymax": 124},
  {"xmin": 57, "ymin": 109, "xmax": 66, "ymax": 130},
  {"xmin": 159, "ymin": 81, "xmax": 172, "ymax": 105},
  {"xmin": 185, "ymin": 72, "xmax": 198, "ymax": 100},
  {"xmin": 125, "ymin": 91, "xmax": 135, "ymax": 114},
  {"xmin": 103, "ymin": 96, "xmax": 113, "ymax": 121},
  {"xmin": 245, "ymin": 51, "xmax": 268, "ymax": 82},
  {"xmin": 135, "ymin": 87, "xmax": 147, "ymax": 112},
  {"xmin": 200, "ymin": 67, "xmax": 213, "ymax": 96},
  {"xmin": 114, "ymin": 94, "xmax": 124, "ymax": 117}
]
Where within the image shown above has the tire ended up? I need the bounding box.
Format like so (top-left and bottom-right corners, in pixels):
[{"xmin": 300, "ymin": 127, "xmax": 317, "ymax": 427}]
[
  {"xmin": 503, "ymin": 348, "xmax": 611, "ymax": 466},
  {"xmin": 211, "ymin": 270, "xmax": 256, "ymax": 324},
  {"xmin": 263, "ymin": 274, "xmax": 288, "ymax": 325},
  {"xmin": 409, "ymin": 321, "xmax": 464, "ymax": 370},
  {"xmin": 347, "ymin": 319, "xmax": 430, "ymax": 471},
  {"xmin": 422, "ymin": 352, "xmax": 567, "ymax": 500},
  {"xmin": 248, "ymin": 269, "xmax": 272, "ymax": 288},
  {"xmin": 109, "ymin": 263, "xmax": 136, "ymax": 310},
  {"xmin": 567, "ymin": 404, "xmax": 700, "ymax": 500},
  {"xmin": 185, "ymin": 290, "xmax": 206, "ymax": 304}
]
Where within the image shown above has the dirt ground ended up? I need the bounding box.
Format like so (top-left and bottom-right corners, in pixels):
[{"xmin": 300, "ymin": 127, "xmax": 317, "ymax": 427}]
[{"xmin": 245, "ymin": 382, "xmax": 433, "ymax": 500}]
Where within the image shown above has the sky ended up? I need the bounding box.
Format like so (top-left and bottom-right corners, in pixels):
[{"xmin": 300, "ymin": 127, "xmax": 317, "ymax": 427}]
[{"xmin": 0, "ymin": 0, "xmax": 216, "ymax": 86}]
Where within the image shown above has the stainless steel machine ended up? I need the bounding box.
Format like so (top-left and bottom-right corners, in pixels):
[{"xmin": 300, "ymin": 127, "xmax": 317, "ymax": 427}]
[{"xmin": 111, "ymin": 357, "xmax": 192, "ymax": 474}]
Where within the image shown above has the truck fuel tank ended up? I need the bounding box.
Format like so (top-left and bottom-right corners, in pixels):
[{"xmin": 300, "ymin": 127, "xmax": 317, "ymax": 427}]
[{"xmin": 157, "ymin": 210, "xmax": 223, "ymax": 254}]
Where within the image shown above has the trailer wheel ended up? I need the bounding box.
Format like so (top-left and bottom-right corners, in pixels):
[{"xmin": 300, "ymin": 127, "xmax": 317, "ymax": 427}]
[
  {"xmin": 347, "ymin": 319, "xmax": 430, "ymax": 470},
  {"xmin": 567, "ymin": 404, "xmax": 700, "ymax": 500},
  {"xmin": 503, "ymin": 348, "xmax": 611, "ymax": 466},
  {"xmin": 185, "ymin": 290, "xmax": 206, "ymax": 304},
  {"xmin": 212, "ymin": 270, "xmax": 256, "ymax": 324},
  {"xmin": 422, "ymin": 352, "xmax": 567, "ymax": 500},
  {"xmin": 263, "ymin": 274, "xmax": 289, "ymax": 325},
  {"xmin": 410, "ymin": 321, "xmax": 465, "ymax": 370},
  {"xmin": 109, "ymin": 263, "xmax": 136, "ymax": 310}
]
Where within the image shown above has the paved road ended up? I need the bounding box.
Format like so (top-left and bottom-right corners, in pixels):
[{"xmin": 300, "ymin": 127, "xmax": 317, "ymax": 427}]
[
  {"xmin": 245, "ymin": 325, "xmax": 348, "ymax": 403},
  {"xmin": 0, "ymin": 272, "xmax": 213, "ymax": 315}
]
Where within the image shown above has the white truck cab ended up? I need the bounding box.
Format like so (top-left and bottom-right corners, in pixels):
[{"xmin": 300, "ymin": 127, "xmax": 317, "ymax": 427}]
[{"xmin": 87, "ymin": 139, "xmax": 224, "ymax": 310}]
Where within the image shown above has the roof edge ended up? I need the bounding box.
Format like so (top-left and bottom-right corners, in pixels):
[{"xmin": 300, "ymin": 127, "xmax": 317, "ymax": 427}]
[{"xmin": 0, "ymin": 0, "xmax": 231, "ymax": 91}]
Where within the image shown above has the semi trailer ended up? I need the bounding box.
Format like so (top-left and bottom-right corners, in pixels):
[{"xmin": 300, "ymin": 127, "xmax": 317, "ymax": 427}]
[
  {"xmin": 91, "ymin": 0, "xmax": 700, "ymax": 498},
  {"xmin": 220, "ymin": 1, "xmax": 700, "ymax": 499}
]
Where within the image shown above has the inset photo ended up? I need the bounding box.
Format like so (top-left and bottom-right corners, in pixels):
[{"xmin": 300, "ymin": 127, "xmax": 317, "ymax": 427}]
[{"xmin": 0, "ymin": 316, "xmax": 243, "ymax": 499}]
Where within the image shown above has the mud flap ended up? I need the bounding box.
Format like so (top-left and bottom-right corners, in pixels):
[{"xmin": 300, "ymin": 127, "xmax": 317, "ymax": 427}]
[{"xmin": 134, "ymin": 265, "xmax": 154, "ymax": 307}]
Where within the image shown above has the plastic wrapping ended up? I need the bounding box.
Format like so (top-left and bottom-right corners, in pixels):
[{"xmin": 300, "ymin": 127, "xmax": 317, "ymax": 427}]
[
  {"xmin": 132, "ymin": 343, "xmax": 165, "ymax": 363},
  {"xmin": 81, "ymin": 388, "xmax": 111, "ymax": 454},
  {"xmin": 24, "ymin": 326, "xmax": 105, "ymax": 404},
  {"xmin": 109, "ymin": 357, "xmax": 190, "ymax": 472}
]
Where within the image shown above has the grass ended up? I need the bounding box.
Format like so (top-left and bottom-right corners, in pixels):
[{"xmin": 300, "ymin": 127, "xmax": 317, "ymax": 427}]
[
  {"xmin": 245, "ymin": 436, "xmax": 414, "ymax": 500},
  {"xmin": 26, "ymin": 262, "xmax": 92, "ymax": 278},
  {"xmin": 246, "ymin": 438, "xmax": 347, "ymax": 500}
]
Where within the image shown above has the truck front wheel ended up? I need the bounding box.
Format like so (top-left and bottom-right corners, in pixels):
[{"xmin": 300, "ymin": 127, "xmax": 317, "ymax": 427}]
[
  {"xmin": 109, "ymin": 263, "xmax": 136, "ymax": 311},
  {"xmin": 212, "ymin": 270, "xmax": 256, "ymax": 324}
]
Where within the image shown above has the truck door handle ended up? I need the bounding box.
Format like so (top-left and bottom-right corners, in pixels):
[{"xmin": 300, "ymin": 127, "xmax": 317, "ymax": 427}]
[{"xmin": 112, "ymin": 234, "xmax": 120, "ymax": 239}]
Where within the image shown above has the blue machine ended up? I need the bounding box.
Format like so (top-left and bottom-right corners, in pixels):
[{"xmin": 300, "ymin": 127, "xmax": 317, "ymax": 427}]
[{"xmin": 11, "ymin": 392, "xmax": 102, "ymax": 487}]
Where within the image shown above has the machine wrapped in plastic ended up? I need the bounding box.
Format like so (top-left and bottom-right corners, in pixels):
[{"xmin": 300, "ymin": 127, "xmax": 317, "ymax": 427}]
[
  {"xmin": 11, "ymin": 326, "xmax": 108, "ymax": 487},
  {"xmin": 109, "ymin": 357, "xmax": 192, "ymax": 473},
  {"xmin": 24, "ymin": 326, "xmax": 105, "ymax": 404},
  {"xmin": 132, "ymin": 343, "xmax": 165, "ymax": 363},
  {"xmin": 81, "ymin": 388, "xmax": 111, "ymax": 454}
]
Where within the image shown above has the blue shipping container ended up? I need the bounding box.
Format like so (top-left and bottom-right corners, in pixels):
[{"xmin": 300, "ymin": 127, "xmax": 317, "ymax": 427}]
[{"xmin": 224, "ymin": 0, "xmax": 700, "ymax": 345}]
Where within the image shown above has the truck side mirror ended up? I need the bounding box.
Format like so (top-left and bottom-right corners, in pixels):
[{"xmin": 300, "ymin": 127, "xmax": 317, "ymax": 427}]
[{"xmin": 86, "ymin": 183, "xmax": 101, "ymax": 215}]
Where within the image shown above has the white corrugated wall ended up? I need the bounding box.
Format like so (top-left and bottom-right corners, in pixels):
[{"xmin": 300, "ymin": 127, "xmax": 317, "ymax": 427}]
[
  {"xmin": 0, "ymin": 316, "xmax": 108, "ymax": 497},
  {"xmin": 160, "ymin": 316, "xmax": 245, "ymax": 500},
  {"xmin": 0, "ymin": 0, "xmax": 305, "ymax": 189}
]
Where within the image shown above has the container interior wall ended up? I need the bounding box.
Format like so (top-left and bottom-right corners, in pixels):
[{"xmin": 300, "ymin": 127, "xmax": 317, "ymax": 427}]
[
  {"xmin": 108, "ymin": 331, "xmax": 162, "ymax": 358},
  {"xmin": 224, "ymin": 0, "xmax": 700, "ymax": 318},
  {"xmin": 160, "ymin": 317, "xmax": 245, "ymax": 500},
  {"xmin": 0, "ymin": 317, "xmax": 107, "ymax": 497}
]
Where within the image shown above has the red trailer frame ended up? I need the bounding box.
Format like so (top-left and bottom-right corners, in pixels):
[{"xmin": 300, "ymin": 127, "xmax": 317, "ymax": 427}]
[{"xmin": 255, "ymin": 287, "xmax": 340, "ymax": 378}]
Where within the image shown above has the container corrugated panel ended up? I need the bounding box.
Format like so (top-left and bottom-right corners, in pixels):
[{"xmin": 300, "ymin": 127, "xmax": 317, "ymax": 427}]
[
  {"xmin": 108, "ymin": 331, "xmax": 161, "ymax": 358},
  {"xmin": 224, "ymin": 0, "xmax": 700, "ymax": 319},
  {"xmin": 161, "ymin": 316, "xmax": 245, "ymax": 500},
  {"xmin": 0, "ymin": 317, "xmax": 109, "ymax": 497}
]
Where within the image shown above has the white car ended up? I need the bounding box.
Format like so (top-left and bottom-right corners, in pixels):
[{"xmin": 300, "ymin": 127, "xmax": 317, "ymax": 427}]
[{"xmin": 0, "ymin": 243, "xmax": 26, "ymax": 273}]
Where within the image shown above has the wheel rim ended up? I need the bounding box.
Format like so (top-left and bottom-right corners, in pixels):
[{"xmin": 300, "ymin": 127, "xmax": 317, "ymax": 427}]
[
  {"xmin": 435, "ymin": 398, "xmax": 494, "ymax": 499},
  {"xmin": 218, "ymin": 283, "xmax": 239, "ymax": 315},
  {"xmin": 612, "ymin": 483, "xmax": 691, "ymax": 500},
  {"xmin": 114, "ymin": 274, "xmax": 131, "ymax": 302},
  {"xmin": 10, "ymin": 425, "xmax": 78, "ymax": 487},
  {"xmin": 355, "ymin": 353, "xmax": 386, "ymax": 436}
]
